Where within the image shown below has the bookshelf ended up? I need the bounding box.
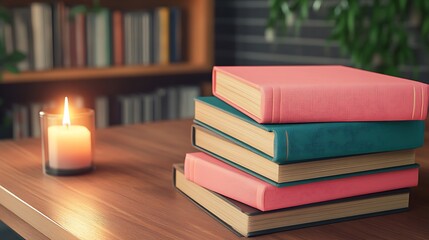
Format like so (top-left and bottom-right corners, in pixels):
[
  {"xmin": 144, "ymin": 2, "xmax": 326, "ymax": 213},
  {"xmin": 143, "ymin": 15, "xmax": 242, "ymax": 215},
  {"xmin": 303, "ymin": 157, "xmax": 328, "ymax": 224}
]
[
  {"xmin": 2, "ymin": 63, "xmax": 211, "ymax": 83},
  {"xmin": 0, "ymin": 0, "xmax": 213, "ymax": 139},
  {"xmin": 1, "ymin": 0, "xmax": 214, "ymax": 84}
]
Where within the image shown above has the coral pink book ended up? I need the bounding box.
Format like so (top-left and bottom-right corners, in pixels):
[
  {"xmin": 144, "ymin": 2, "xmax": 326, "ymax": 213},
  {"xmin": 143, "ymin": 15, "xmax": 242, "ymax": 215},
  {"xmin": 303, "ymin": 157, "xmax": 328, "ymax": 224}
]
[
  {"xmin": 184, "ymin": 152, "xmax": 419, "ymax": 211},
  {"xmin": 212, "ymin": 65, "xmax": 429, "ymax": 123}
]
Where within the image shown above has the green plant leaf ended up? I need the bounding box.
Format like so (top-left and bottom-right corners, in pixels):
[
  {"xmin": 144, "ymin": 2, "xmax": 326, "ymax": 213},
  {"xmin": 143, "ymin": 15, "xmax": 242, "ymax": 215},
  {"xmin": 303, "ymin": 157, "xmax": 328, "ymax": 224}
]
[
  {"xmin": 69, "ymin": 5, "xmax": 88, "ymax": 19},
  {"xmin": 422, "ymin": 17, "xmax": 429, "ymax": 36},
  {"xmin": 398, "ymin": 0, "xmax": 407, "ymax": 11},
  {"xmin": 4, "ymin": 63, "xmax": 19, "ymax": 74},
  {"xmin": 5, "ymin": 51, "xmax": 26, "ymax": 63},
  {"xmin": 0, "ymin": 6, "xmax": 11, "ymax": 23},
  {"xmin": 93, "ymin": 0, "xmax": 101, "ymax": 8},
  {"xmin": 90, "ymin": 6, "xmax": 105, "ymax": 14},
  {"xmin": 0, "ymin": 38, "xmax": 6, "ymax": 57},
  {"xmin": 369, "ymin": 27, "xmax": 378, "ymax": 45},
  {"xmin": 313, "ymin": 0, "xmax": 322, "ymax": 11},
  {"xmin": 300, "ymin": 0, "xmax": 309, "ymax": 19},
  {"xmin": 347, "ymin": 11, "xmax": 355, "ymax": 38}
]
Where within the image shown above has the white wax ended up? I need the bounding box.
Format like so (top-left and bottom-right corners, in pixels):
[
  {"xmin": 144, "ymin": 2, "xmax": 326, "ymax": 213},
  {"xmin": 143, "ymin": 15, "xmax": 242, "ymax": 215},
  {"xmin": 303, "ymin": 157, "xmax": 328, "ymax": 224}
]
[{"xmin": 48, "ymin": 125, "xmax": 92, "ymax": 169}]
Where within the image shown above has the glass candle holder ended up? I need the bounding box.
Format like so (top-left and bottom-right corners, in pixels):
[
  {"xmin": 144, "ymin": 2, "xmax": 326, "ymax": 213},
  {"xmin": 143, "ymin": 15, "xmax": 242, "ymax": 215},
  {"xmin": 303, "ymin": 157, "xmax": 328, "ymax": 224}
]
[{"xmin": 40, "ymin": 108, "xmax": 95, "ymax": 176}]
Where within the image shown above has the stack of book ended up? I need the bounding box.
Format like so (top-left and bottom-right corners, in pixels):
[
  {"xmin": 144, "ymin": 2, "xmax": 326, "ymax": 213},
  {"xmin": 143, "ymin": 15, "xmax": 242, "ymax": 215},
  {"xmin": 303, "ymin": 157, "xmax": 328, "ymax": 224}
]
[{"xmin": 173, "ymin": 65, "xmax": 428, "ymax": 237}]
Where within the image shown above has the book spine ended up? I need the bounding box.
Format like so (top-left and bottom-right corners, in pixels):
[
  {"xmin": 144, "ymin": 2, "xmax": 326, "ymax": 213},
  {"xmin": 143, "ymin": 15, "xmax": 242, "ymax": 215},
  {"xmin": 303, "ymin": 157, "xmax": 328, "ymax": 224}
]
[
  {"xmin": 136, "ymin": 12, "xmax": 143, "ymax": 64},
  {"xmin": 263, "ymin": 83, "xmax": 429, "ymax": 123},
  {"xmin": 158, "ymin": 7, "xmax": 169, "ymax": 64},
  {"xmin": 94, "ymin": 9, "xmax": 110, "ymax": 67},
  {"xmin": 213, "ymin": 69, "xmax": 429, "ymax": 123},
  {"xmin": 31, "ymin": 4, "xmax": 45, "ymax": 71},
  {"xmin": 185, "ymin": 152, "xmax": 419, "ymax": 211},
  {"xmin": 142, "ymin": 11, "xmax": 151, "ymax": 65},
  {"xmin": 62, "ymin": 6, "xmax": 71, "ymax": 68},
  {"xmin": 14, "ymin": 9, "xmax": 32, "ymax": 71},
  {"xmin": 52, "ymin": 2, "xmax": 63, "ymax": 68},
  {"xmin": 124, "ymin": 13, "xmax": 132, "ymax": 65},
  {"xmin": 95, "ymin": 96, "xmax": 109, "ymax": 128},
  {"xmin": 280, "ymin": 120, "xmax": 425, "ymax": 162},
  {"xmin": 43, "ymin": 4, "xmax": 53, "ymax": 69},
  {"xmin": 169, "ymin": 7, "xmax": 181, "ymax": 62},
  {"xmin": 112, "ymin": 10, "xmax": 124, "ymax": 66},
  {"xmin": 69, "ymin": 14, "xmax": 78, "ymax": 67},
  {"xmin": 75, "ymin": 13, "xmax": 86, "ymax": 67}
]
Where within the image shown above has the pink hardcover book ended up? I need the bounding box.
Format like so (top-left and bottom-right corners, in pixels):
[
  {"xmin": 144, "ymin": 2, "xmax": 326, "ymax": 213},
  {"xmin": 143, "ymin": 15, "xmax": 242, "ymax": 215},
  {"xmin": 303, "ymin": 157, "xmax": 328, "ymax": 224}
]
[
  {"xmin": 184, "ymin": 152, "xmax": 418, "ymax": 211},
  {"xmin": 212, "ymin": 65, "xmax": 429, "ymax": 123}
]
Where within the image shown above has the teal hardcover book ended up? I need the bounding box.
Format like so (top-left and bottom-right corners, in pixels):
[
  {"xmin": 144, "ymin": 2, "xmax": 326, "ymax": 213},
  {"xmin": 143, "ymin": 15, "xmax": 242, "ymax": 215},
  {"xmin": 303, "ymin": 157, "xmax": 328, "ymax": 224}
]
[{"xmin": 194, "ymin": 96, "xmax": 425, "ymax": 164}]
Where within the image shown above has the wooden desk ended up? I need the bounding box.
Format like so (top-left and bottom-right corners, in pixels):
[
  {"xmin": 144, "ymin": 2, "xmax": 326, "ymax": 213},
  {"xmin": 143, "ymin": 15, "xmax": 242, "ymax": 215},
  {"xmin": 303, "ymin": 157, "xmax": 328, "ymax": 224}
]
[{"xmin": 0, "ymin": 120, "xmax": 428, "ymax": 239}]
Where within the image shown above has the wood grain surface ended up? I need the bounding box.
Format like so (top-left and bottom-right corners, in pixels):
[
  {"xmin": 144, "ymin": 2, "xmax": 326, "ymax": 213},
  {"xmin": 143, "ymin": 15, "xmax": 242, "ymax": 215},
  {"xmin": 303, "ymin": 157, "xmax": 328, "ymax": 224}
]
[{"xmin": 0, "ymin": 120, "xmax": 428, "ymax": 239}]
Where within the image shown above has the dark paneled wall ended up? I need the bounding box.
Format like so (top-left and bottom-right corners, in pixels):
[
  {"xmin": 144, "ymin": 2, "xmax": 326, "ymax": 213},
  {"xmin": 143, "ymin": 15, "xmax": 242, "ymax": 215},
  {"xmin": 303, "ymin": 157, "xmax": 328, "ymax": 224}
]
[{"xmin": 214, "ymin": 0, "xmax": 429, "ymax": 83}]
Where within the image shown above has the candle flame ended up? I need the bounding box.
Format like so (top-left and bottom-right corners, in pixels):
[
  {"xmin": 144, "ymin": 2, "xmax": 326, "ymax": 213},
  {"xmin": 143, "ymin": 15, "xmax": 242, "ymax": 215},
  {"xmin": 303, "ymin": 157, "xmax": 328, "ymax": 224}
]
[{"xmin": 63, "ymin": 97, "xmax": 71, "ymax": 126}]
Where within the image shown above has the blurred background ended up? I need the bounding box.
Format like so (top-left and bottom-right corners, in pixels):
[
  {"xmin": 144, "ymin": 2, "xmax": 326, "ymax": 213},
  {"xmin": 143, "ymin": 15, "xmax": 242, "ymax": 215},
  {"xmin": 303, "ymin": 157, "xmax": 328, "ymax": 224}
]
[
  {"xmin": 216, "ymin": 0, "xmax": 429, "ymax": 78},
  {"xmin": 1, "ymin": 0, "xmax": 429, "ymax": 237}
]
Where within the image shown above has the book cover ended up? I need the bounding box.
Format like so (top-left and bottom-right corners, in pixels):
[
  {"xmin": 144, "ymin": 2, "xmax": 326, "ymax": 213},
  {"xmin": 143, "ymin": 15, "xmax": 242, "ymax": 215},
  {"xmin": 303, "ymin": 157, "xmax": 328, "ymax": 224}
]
[
  {"xmin": 174, "ymin": 164, "xmax": 410, "ymax": 237},
  {"xmin": 184, "ymin": 152, "xmax": 418, "ymax": 211},
  {"xmin": 195, "ymin": 97, "xmax": 425, "ymax": 163},
  {"xmin": 212, "ymin": 66, "xmax": 429, "ymax": 123}
]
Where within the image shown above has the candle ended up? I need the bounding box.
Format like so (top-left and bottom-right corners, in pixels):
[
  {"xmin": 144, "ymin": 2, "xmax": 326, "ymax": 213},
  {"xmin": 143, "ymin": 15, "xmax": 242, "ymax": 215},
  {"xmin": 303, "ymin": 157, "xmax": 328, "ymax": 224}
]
[{"xmin": 47, "ymin": 97, "xmax": 92, "ymax": 170}]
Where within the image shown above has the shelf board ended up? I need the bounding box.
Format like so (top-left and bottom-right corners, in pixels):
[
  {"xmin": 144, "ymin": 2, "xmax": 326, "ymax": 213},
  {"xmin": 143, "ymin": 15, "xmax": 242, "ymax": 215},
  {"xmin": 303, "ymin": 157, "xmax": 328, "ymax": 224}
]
[{"xmin": 1, "ymin": 63, "xmax": 212, "ymax": 84}]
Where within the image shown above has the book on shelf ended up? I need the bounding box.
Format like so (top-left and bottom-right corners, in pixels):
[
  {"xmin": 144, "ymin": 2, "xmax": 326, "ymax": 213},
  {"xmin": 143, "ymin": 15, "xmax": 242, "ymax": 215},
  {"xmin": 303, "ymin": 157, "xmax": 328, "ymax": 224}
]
[
  {"xmin": 194, "ymin": 97, "xmax": 425, "ymax": 164},
  {"xmin": 100, "ymin": 85, "xmax": 200, "ymax": 127},
  {"xmin": 167, "ymin": 87, "xmax": 179, "ymax": 120},
  {"xmin": 31, "ymin": 3, "xmax": 53, "ymax": 70},
  {"xmin": 112, "ymin": 10, "xmax": 124, "ymax": 66},
  {"xmin": 93, "ymin": 8, "xmax": 111, "ymax": 67},
  {"xmin": 174, "ymin": 164, "xmax": 411, "ymax": 237},
  {"xmin": 169, "ymin": 7, "xmax": 181, "ymax": 63},
  {"xmin": 153, "ymin": 88, "xmax": 168, "ymax": 121},
  {"xmin": 30, "ymin": 102, "xmax": 43, "ymax": 137},
  {"xmin": 95, "ymin": 96, "xmax": 109, "ymax": 129},
  {"xmin": 142, "ymin": 93, "xmax": 154, "ymax": 123},
  {"xmin": 192, "ymin": 124, "xmax": 417, "ymax": 184},
  {"xmin": 0, "ymin": 19, "xmax": 14, "ymax": 55},
  {"xmin": 212, "ymin": 65, "xmax": 429, "ymax": 123},
  {"xmin": 179, "ymin": 86, "xmax": 200, "ymax": 119},
  {"xmin": 52, "ymin": 2, "xmax": 63, "ymax": 68},
  {"xmin": 12, "ymin": 104, "xmax": 30, "ymax": 139},
  {"xmin": 4, "ymin": 3, "xmax": 183, "ymax": 71},
  {"xmin": 13, "ymin": 7, "xmax": 33, "ymax": 71},
  {"xmin": 155, "ymin": 7, "xmax": 169, "ymax": 64}
]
